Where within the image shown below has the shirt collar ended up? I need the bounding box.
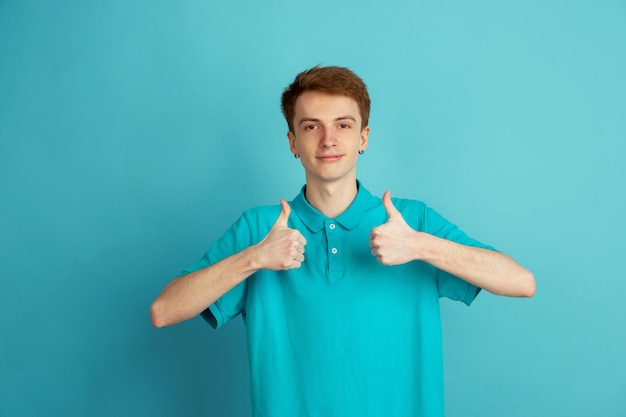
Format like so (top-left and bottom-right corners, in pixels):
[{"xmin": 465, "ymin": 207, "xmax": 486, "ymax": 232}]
[{"xmin": 291, "ymin": 180, "xmax": 376, "ymax": 232}]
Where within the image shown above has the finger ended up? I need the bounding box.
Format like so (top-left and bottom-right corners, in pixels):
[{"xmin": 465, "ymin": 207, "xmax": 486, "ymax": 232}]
[
  {"xmin": 274, "ymin": 199, "xmax": 291, "ymax": 228},
  {"xmin": 296, "ymin": 243, "xmax": 305, "ymax": 254},
  {"xmin": 369, "ymin": 229, "xmax": 378, "ymax": 247},
  {"xmin": 287, "ymin": 255, "xmax": 304, "ymax": 269},
  {"xmin": 382, "ymin": 190, "xmax": 401, "ymax": 220},
  {"xmin": 291, "ymin": 260, "xmax": 302, "ymax": 269},
  {"xmin": 293, "ymin": 231, "xmax": 306, "ymax": 246}
]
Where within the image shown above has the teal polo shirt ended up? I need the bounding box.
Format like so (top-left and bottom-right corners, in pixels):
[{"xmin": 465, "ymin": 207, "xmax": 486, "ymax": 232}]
[{"xmin": 184, "ymin": 181, "xmax": 493, "ymax": 417}]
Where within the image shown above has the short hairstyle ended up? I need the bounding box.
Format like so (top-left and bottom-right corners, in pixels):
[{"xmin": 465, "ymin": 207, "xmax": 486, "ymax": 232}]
[{"xmin": 281, "ymin": 65, "xmax": 370, "ymax": 132}]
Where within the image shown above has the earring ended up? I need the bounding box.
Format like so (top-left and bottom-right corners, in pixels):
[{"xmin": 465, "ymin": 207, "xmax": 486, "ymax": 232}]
[
  {"xmin": 358, "ymin": 150, "xmax": 364, "ymax": 154},
  {"xmin": 294, "ymin": 154, "xmax": 300, "ymax": 158}
]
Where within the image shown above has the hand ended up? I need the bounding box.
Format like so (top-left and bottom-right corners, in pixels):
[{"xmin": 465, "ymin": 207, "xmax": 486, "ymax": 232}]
[
  {"xmin": 369, "ymin": 190, "xmax": 420, "ymax": 266},
  {"xmin": 255, "ymin": 200, "xmax": 306, "ymax": 270}
]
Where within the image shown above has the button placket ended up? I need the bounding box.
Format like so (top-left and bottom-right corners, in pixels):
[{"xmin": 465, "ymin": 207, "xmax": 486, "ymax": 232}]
[{"xmin": 326, "ymin": 220, "xmax": 343, "ymax": 281}]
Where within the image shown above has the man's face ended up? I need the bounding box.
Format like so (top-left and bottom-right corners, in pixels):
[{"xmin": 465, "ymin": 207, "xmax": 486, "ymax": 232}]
[{"xmin": 287, "ymin": 91, "xmax": 369, "ymax": 187}]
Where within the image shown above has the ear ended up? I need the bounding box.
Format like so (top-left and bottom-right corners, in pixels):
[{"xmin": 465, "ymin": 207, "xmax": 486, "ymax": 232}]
[
  {"xmin": 360, "ymin": 126, "xmax": 370, "ymax": 152},
  {"xmin": 287, "ymin": 131, "xmax": 297, "ymax": 154}
]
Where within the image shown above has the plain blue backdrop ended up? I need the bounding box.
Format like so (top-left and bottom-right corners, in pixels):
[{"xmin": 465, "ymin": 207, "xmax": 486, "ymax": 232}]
[{"xmin": 1, "ymin": 0, "xmax": 625, "ymax": 416}]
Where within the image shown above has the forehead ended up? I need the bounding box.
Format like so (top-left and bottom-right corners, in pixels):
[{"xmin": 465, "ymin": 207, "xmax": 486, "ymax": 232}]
[{"xmin": 293, "ymin": 91, "xmax": 361, "ymax": 122}]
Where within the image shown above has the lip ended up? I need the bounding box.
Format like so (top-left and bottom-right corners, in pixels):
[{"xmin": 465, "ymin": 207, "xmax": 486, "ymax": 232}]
[{"xmin": 316, "ymin": 154, "xmax": 344, "ymax": 162}]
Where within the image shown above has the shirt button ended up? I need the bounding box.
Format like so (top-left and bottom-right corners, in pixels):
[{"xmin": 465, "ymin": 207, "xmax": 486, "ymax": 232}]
[
  {"xmin": 331, "ymin": 248, "xmax": 338, "ymax": 254},
  {"xmin": 329, "ymin": 223, "xmax": 336, "ymax": 230}
]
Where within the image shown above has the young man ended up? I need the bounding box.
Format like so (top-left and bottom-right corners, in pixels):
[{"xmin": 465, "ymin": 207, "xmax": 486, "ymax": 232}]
[{"xmin": 150, "ymin": 65, "xmax": 535, "ymax": 417}]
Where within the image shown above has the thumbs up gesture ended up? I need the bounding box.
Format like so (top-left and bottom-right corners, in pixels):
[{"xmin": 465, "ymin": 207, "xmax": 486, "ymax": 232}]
[
  {"xmin": 369, "ymin": 190, "xmax": 419, "ymax": 266},
  {"xmin": 255, "ymin": 200, "xmax": 307, "ymax": 270}
]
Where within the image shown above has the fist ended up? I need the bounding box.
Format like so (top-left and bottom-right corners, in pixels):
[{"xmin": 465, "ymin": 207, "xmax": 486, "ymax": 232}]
[
  {"xmin": 256, "ymin": 200, "xmax": 307, "ymax": 270},
  {"xmin": 369, "ymin": 190, "xmax": 419, "ymax": 266}
]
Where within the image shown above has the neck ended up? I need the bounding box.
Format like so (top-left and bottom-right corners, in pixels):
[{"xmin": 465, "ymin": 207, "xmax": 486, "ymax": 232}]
[{"xmin": 304, "ymin": 177, "xmax": 358, "ymax": 218}]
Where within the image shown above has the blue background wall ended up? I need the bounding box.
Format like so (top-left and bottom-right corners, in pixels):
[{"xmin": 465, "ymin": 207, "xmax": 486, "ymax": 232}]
[{"xmin": 1, "ymin": 1, "xmax": 625, "ymax": 416}]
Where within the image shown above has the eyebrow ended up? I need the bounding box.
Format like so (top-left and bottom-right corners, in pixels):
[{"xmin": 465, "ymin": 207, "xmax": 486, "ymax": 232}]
[{"xmin": 297, "ymin": 115, "xmax": 357, "ymax": 126}]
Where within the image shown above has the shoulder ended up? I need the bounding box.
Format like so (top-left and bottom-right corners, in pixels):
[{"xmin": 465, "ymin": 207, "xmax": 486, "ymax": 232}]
[
  {"xmin": 386, "ymin": 196, "xmax": 440, "ymax": 231},
  {"xmin": 360, "ymin": 187, "xmax": 428, "ymax": 215},
  {"xmin": 240, "ymin": 204, "xmax": 282, "ymax": 227},
  {"xmin": 392, "ymin": 197, "xmax": 468, "ymax": 240},
  {"xmin": 211, "ymin": 204, "xmax": 281, "ymax": 250},
  {"xmin": 389, "ymin": 196, "xmax": 428, "ymax": 214},
  {"xmin": 389, "ymin": 196, "xmax": 429, "ymax": 220}
]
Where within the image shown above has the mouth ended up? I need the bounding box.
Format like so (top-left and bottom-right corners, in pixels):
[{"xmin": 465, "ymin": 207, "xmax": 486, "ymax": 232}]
[{"xmin": 316, "ymin": 154, "xmax": 344, "ymax": 162}]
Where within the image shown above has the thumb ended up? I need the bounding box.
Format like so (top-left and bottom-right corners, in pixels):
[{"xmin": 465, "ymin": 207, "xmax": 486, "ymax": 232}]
[
  {"xmin": 382, "ymin": 190, "xmax": 401, "ymax": 221},
  {"xmin": 274, "ymin": 199, "xmax": 291, "ymax": 228}
]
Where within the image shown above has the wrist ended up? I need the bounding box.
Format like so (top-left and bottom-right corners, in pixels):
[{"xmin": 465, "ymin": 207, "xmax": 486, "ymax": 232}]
[
  {"xmin": 412, "ymin": 232, "xmax": 439, "ymax": 263},
  {"xmin": 243, "ymin": 244, "xmax": 264, "ymax": 272}
]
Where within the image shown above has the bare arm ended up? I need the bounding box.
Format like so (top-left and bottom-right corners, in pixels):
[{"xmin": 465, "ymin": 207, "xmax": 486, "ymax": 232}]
[
  {"xmin": 150, "ymin": 200, "xmax": 306, "ymax": 328},
  {"xmin": 369, "ymin": 191, "xmax": 535, "ymax": 297}
]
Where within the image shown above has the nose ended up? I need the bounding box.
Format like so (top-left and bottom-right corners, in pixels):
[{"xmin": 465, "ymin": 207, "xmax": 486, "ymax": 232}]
[{"xmin": 320, "ymin": 128, "xmax": 336, "ymax": 148}]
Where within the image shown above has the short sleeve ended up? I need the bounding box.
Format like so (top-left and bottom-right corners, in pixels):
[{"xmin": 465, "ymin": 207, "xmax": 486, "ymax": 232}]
[
  {"xmin": 422, "ymin": 205, "xmax": 496, "ymax": 305},
  {"xmin": 180, "ymin": 215, "xmax": 253, "ymax": 329}
]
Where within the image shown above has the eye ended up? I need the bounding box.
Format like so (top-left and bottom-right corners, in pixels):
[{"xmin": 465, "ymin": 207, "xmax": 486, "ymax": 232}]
[
  {"xmin": 339, "ymin": 123, "xmax": 350, "ymax": 129},
  {"xmin": 305, "ymin": 124, "xmax": 317, "ymax": 130}
]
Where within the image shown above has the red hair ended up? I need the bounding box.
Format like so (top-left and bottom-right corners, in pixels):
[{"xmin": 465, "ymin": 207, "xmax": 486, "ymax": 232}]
[{"xmin": 281, "ymin": 65, "xmax": 370, "ymax": 132}]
